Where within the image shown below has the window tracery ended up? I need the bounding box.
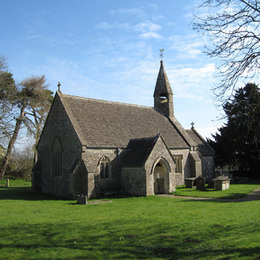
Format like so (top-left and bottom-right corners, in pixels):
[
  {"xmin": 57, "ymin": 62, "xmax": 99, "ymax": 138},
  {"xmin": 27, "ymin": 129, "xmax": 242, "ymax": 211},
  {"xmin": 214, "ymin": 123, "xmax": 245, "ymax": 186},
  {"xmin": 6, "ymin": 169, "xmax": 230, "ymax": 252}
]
[
  {"xmin": 99, "ymin": 156, "xmax": 110, "ymax": 179},
  {"xmin": 174, "ymin": 155, "xmax": 183, "ymax": 173}
]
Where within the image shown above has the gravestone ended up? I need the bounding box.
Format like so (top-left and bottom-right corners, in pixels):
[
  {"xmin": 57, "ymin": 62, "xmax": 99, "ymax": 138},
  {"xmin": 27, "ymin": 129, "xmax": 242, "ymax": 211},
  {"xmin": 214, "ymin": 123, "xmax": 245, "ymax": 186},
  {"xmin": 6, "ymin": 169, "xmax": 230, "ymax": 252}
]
[
  {"xmin": 196, "ymin": 176, "xmax": 205, "ymax": 191},
  {"xmin": 185, "ymin": 177, "xmax": 196, "ymax": 188},
  {"xmin": 213, "ymin": 176, "xmax": 231, "ymax": 191},
  {"xmin": 77, "ymin": 195, "xmax": 88, "ymax": 204},
  {"xmin": 207, "ymin": 180, "xmax": 214, "ymax": 189}
]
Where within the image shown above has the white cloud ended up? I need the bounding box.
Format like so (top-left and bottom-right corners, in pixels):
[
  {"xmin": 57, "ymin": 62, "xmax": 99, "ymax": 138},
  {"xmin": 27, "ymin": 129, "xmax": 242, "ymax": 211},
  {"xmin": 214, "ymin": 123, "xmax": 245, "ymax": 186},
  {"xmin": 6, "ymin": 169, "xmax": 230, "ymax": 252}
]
[
  {"xmin": 139, "ymin": 32, "xmax": 162, "ymax": 39},
  {"xmin": 134, "ymin": 20, "xmax": 161, "ymax": 33},
  {"xmin": 169, "ymin": 34, "xmax": 205, "ymax": 59},
  {"xmin": 96, "ymin": 19, "xmax": 162, "ymax": 39},
  {"xmin": 166, "ymin": 63, "xmax": 216, "ymax": 101},
  {"xmin": 95, "ymin": 22, "xmax": 114, "ymax": 30},
  {"xmin": 24, "ymin": 34, "xmax": 44, "ymax": 40},
  {"xmin": 95, "ymin": 22, "xmax": 130, "ymax": 31},
  {"xmin": 152, "ymin": 14, "xmax": 164, "ymax": 21},
  {"xmin": 109, "ymin": 8, "xmax": 147, "ymax": 19},
  {"xmin": 149, "ymin": 4, "xmax": 159, "ymax": 10}
]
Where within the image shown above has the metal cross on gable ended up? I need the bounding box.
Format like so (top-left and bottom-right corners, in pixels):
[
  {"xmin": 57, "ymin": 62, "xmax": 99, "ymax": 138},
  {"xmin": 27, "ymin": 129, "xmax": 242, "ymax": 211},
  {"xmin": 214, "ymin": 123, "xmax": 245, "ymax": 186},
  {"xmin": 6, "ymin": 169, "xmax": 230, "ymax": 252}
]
[{"xmin": 191, "ymin": 121, "xmax": 195, "ymax": 129}]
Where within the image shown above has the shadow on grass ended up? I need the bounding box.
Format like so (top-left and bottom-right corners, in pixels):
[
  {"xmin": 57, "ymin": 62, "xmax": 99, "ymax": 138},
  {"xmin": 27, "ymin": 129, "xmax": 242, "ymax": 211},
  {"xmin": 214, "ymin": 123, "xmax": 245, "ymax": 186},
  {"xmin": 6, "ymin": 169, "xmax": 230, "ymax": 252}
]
[
  {"xmin": 0, "ymin": 187, "xmax": 66, "ymax": 201},
  {"xmin": 0, "ymin": 220, "xmax": 259, "ymax": 259},
  {"xmin": 0, "ymin": 187, "xmax": 141, "ymax": 202}
]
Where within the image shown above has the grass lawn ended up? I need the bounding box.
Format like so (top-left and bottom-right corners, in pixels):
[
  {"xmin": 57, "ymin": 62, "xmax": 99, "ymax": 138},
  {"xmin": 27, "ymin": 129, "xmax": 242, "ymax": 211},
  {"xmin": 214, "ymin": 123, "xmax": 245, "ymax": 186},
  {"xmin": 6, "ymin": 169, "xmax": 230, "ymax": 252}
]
[
  {"xmin": 173, "ymin": 179, "xmax": 260, "ymax": 199},
  {"xmin": 0, "ymin": 179, "xmax": 260, "ymax": 259}
]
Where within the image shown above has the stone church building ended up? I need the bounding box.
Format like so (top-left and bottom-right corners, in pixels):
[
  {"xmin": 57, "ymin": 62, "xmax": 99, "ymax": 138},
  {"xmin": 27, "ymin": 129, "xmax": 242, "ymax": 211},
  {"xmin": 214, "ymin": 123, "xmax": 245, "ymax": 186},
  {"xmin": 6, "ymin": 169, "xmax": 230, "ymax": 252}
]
[{"xmin": 32, "ymin": 61, "xmax": 215, "ymax": 198}]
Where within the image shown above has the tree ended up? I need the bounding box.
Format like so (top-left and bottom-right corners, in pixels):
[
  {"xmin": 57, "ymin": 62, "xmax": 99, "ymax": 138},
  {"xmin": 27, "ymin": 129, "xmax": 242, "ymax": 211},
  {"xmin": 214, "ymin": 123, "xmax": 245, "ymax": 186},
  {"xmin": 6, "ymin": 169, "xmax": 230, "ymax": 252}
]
[
  {"xmin": 6, "ymin": 144, "xmax": 34, "ymax": 180},
  {"xmin": 22, "ymin": 76, "xmax": 53, "ymax": 163},
  {"xmin": 193, "ymin": 0, "xmax": 260, "ymax": 100},
  {"xmin": 0, "ymin": 75, "xmax": 52, "ymax": 179},
  {"xmin": 209, "ymin": 83, "xmax": 260, "ymax": 174},
  {"xmin": 0, "ymin": 56, "xmax": 17, "ymax": 144}
]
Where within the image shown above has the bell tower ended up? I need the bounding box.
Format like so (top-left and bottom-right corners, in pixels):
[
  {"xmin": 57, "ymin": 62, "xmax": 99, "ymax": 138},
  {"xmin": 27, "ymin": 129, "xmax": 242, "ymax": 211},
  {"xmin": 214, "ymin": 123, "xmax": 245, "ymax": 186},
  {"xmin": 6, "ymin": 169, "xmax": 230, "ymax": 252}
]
[{"xmin": 153, "ymin": 60, "xmax": 174, "ymax": 120}]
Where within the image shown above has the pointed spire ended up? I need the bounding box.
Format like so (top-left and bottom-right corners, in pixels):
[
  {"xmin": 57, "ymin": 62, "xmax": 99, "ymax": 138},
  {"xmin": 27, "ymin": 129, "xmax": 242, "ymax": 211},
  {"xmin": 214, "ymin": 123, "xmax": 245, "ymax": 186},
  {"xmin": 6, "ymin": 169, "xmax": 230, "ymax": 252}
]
[
  {"xmin": 154, "ymin": 61, "xmax": 174, "ymax": 119},
  {"xmin": 153, "ymin": 60, "xmax": 173, "ymax": 98}
]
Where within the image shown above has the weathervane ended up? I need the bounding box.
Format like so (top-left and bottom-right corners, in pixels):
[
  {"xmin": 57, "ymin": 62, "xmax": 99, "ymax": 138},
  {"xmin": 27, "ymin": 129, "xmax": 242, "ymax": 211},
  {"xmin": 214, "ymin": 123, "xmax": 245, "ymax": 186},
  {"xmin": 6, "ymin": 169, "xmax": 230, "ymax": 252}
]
[
  {"xmin": 159, "ymin": 48, "xmax": 164, "ymax": 60},
  {"xmin": 57, "ymin": 82, "xmax": 61, "ymax": 92}
]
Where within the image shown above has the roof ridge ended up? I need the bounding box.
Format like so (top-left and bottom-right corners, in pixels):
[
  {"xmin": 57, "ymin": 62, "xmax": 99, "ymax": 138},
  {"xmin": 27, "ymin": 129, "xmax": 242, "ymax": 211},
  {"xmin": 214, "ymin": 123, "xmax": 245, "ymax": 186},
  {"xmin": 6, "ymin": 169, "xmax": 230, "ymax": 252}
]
[
  {"xmin": 61, "ymin": 92, "xmax": 153, "ymax": 109},
  {"xmin": 128, "ymin": 135, "xmax": 158, "ymax": 142},
  {"xmin": 187, "ymin": 128, "xmax": 215, "ymax": 154}
]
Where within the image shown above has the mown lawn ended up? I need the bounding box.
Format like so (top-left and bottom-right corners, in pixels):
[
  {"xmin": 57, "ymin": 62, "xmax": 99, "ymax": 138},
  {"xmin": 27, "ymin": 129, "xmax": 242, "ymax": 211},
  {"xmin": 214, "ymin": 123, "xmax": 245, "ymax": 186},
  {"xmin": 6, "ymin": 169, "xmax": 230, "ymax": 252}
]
[
  {"xmin": 173, "ymin": 179, "xmax": 260, "ymax": 199},
  {"xmin": 0, "ymin": 179, "xmax": 260, "ymax": 259}
]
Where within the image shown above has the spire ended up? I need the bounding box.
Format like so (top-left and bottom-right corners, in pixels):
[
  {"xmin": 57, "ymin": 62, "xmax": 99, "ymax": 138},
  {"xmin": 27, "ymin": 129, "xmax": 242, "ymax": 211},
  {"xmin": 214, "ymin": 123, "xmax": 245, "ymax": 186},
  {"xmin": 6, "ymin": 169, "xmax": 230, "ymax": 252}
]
[
  {"xmin": 154, "ymin": 60, "xmax": 173, "ymax": 98},
  {"xmin": 154, "ymin": 60, "xmax": 174, "ymax": 119}
]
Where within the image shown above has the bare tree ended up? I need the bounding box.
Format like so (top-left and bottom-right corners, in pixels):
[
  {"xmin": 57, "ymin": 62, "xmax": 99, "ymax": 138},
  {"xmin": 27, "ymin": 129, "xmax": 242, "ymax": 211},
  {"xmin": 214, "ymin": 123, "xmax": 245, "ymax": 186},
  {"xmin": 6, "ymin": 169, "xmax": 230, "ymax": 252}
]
[{"xmin": 193, "ymin": 0, "xmax": 260, "ymax": 100}]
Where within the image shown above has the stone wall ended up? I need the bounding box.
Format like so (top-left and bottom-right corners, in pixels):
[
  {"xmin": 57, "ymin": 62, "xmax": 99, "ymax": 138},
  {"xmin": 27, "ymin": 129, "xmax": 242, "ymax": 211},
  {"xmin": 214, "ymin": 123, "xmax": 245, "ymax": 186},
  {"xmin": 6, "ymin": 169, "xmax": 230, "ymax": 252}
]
[
  {"xmin": 36, "ymin": 94, "xmax": 82, "ymax": 198},
  {"xmin": 189, "ymin": 151, "xmax": 202, "ymax": 178},
  {"xmin": 174, "ymin": 173, "xmax": 183, "ymax": 187},
  {"xmin": 145, "ymin": 137, "xmax": 176, "ymax": 195},
  {"xmin": 121, "ymin": 167, "xmax": 146, "ymax": 196},
  {"xmin": 82, "ymin": 148, "xmax": 120, "ymax": 198},
  {"xmin": 170, "ymin": 149, "xmax": 190, "ymax": 186}
]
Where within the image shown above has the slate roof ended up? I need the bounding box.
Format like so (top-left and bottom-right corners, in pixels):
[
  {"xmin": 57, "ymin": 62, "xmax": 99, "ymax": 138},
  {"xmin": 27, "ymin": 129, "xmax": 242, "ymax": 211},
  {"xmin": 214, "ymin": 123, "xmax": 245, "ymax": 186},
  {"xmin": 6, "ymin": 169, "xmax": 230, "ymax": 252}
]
[
  {"xmin": 122, "ymin": 136, "xmax": 159, "ymax": 167},
  {"xmin": 58, "ymin": 93, "xmax": 192, "ymax": 149},
  {"xmin": 186, "ymin": 128, "xmax": 215, "ymax": 156}
]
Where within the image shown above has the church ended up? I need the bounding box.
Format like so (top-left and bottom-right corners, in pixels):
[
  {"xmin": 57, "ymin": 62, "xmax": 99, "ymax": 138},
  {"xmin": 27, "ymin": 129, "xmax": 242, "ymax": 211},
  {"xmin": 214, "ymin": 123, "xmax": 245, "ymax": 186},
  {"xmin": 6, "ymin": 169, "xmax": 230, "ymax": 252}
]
[{"xmin": 32, "ymin": 61, "xmax": 215, "ymax": 198}]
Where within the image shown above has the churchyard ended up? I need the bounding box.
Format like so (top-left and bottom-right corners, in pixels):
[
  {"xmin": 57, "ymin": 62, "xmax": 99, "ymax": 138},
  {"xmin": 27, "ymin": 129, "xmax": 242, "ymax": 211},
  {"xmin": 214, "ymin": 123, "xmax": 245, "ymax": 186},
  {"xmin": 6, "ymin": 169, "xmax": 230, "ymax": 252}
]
[{"xmin": 0, "ymin": 179, "xmax": 260, "ymax": 259}]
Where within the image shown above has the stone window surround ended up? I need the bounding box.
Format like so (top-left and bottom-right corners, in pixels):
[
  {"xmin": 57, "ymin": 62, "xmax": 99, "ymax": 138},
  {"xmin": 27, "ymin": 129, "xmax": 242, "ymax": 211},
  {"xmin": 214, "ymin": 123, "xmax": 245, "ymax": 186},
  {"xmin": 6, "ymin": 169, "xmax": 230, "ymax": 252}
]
[
  {"xmin": 51, "ymin": 137, "xmax": 63, "ymax": 177},
  {"xmin": 173, "ymin": 155, "xmax": 183, "ymax": 174},
  {"xmin": 99, "ymin": 156, "xmax": 111, "ymax": 179}
]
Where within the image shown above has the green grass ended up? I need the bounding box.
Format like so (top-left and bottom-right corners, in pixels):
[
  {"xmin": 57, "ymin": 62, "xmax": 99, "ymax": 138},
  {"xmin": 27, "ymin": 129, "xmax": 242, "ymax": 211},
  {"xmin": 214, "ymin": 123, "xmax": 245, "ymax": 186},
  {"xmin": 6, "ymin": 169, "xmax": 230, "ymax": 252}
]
[
  {"xmin": 0, "ymin": 179, "xmax": 260, "ymax": 259},
  {"xmin": 173, "ymin": 180, "xmax": 260, "ymax": 199}
]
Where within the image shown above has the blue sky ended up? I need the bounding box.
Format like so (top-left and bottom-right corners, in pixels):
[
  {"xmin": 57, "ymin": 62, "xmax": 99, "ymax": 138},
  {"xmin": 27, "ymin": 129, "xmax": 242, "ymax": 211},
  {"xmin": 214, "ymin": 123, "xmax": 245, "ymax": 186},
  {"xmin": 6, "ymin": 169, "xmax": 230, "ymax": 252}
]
[{"xmin": 1, "ymin": 0, "xmax": 223, "ymax": 139}]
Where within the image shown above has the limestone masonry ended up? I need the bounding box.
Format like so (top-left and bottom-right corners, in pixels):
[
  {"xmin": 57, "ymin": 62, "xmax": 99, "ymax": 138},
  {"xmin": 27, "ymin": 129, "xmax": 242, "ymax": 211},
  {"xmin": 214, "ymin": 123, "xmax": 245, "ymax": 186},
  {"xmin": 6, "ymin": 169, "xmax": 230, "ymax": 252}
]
[{"xmin": 32, "ymin": 61, "xmax": 215, "ymax": 198}]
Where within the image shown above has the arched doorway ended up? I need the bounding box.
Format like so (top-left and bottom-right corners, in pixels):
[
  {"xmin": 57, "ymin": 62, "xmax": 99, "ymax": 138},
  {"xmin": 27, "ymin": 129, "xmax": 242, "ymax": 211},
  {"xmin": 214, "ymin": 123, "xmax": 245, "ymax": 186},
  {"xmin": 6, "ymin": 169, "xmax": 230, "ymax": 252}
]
[{"xmin": 153, "ymin": 158, "xmax": 170, "ymax": 194}]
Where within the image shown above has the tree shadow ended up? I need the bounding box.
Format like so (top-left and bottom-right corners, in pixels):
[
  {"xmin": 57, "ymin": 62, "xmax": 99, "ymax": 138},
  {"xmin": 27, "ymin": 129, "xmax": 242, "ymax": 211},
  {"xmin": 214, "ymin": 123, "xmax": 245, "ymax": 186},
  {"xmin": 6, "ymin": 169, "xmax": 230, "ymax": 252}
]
[
  {"xmin": 0, "ymin": 220, "xmax": 259, "ymax": 259},
  {"xmin": 0, "ymin": 187, "xmax": 66, "ymax": 201}
]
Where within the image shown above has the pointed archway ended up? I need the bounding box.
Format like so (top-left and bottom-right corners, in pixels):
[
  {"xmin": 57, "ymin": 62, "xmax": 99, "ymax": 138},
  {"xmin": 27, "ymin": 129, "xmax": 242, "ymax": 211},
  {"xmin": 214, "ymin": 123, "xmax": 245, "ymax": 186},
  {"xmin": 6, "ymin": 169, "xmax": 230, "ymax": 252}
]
[{"xmin": 152, "ymin": 158, "xmax": 170, "ymax": 194}]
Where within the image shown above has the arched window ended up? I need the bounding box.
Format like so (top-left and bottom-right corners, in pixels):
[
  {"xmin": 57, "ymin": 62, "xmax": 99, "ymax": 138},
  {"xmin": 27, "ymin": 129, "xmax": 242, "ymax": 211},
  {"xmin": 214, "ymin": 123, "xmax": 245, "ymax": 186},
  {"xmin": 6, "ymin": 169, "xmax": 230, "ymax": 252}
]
[
  {"xmin": 99, "ymin": 157, "xmax": 110, "ymax": 179},
  {"xmin": 173, "ymin": 155, "xmax": 183, "ymax": 173},
  {"xmin": 52, "ymin": 137, "xmax": 63, "ymax": 177}
]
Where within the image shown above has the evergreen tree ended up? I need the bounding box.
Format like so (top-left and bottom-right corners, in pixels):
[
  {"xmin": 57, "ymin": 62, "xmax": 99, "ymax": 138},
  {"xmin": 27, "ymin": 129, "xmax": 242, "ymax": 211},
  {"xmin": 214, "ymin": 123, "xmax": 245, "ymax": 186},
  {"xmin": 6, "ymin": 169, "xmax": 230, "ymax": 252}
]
[{"xmin": 209, "ymin": 83, "xmax": 260, "ymax": 175}]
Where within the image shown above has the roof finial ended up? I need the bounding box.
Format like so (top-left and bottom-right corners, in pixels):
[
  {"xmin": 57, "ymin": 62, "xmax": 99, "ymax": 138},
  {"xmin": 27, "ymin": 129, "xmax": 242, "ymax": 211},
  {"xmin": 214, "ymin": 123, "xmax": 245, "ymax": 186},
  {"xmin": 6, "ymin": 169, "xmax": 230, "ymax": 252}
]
[
  {"xmin": 191, "ymin": 121, "xmax": 195, "ymax": 129},
  {"xmin": 159, "ymin": 48, "xmax": 164, "ymax": 61},
  {"xmin": 57, "ymin": 82, "xmax": 61, "ymax": 92}
]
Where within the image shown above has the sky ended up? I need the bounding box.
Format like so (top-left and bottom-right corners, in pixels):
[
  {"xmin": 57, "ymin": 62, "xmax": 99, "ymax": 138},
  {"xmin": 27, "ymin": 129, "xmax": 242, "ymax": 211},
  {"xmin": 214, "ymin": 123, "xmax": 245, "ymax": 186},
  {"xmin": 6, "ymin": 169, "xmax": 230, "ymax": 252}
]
[{"xmin": 0, "ymin": 0, "xmax": 224, "ymax": 140}]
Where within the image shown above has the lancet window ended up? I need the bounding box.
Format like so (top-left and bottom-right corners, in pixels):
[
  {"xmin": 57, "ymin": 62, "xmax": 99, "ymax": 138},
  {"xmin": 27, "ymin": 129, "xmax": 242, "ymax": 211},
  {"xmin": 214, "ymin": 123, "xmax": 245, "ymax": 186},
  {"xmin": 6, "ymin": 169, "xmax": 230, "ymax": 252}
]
[{"xmin": 99, "ymin": 156, "xmax": 110, "ymax": 179}]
